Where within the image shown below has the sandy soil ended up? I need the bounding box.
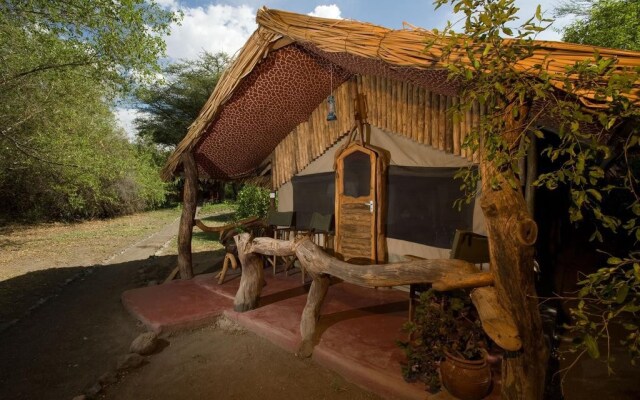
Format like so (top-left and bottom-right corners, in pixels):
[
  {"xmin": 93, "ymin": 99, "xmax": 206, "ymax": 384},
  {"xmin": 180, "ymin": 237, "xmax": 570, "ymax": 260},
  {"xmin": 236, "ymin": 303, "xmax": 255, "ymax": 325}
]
[
  {"xmin": 0, "ymin": 209, "xmax": 379, "ymax": 400},
  {"xmin": 105, "ymin": 318, "xmax": 378, "ymax": 400}
]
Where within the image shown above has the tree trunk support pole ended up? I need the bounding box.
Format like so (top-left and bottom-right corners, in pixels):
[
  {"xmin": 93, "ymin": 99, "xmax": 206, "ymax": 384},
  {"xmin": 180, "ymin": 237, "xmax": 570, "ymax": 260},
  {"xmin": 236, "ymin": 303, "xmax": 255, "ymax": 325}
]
[
  {"xmin": 177, "ymin": 151, "xmax": 197, "ymax": 280},
  {"xmin": 479, "ymin": 104, "xmax": 547, "ymax": 399}
]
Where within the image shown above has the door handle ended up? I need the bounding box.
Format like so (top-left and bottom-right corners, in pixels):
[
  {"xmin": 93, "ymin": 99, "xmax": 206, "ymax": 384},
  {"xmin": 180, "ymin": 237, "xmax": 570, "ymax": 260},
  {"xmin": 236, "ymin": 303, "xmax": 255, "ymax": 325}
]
[{"xmin": 365, "ymin": 200, "xmax": 374, "ymax": 213}]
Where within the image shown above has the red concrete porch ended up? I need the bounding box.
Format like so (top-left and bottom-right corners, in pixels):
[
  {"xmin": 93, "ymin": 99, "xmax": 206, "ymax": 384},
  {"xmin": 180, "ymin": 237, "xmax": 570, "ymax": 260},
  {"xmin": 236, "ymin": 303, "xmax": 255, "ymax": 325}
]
[{"xmin": 122, "ymin": 270, "xmax": 427, "ymax": 399}]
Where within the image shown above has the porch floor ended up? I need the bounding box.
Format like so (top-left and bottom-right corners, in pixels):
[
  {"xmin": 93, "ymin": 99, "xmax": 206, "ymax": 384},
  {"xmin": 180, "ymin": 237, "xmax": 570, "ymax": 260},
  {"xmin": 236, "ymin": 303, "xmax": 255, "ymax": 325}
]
[{"xmin": 122, "ymin": 269, "xmax": 432, "ymax": 399}]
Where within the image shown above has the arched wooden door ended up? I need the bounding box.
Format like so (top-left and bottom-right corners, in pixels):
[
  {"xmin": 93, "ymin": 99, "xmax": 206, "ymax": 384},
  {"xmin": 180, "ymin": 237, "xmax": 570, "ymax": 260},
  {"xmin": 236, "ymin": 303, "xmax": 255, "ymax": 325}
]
[{"xmin": 335, "ymin": 142, "xmax": 387, "ymax": 263}]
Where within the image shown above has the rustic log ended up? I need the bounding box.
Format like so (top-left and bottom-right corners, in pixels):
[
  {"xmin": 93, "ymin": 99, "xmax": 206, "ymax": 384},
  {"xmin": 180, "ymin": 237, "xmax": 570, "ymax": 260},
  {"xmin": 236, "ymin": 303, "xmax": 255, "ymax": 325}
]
[
  {"xmin": 432, "ymin": 271, "xmax": 494, "ymax": 291},
  {"xmin": 217, "ymin": 252, "xmax": 238, "ymax": 284},
  {"xmin": 177, "ymin": 152, "xmax": 198, "ymax": 280},
  {"xmin": 234, "ymin": 234, "xmax": 505, "ymax": 357},
  {"xmin": 470, "ymin": 286, "xmax": 522, "ymax": 351},
  {"xmin": 480, "ymin": 128, "xmax": 547, "ymax": 399},
  {"xmin": 194, "ymin": 216, "xmax": 261, "ymax": 233},
  {"xmin": 233, "ymin": 234, "xmax": 266, "ymax": 312},
  {"xmin": 238, "ymin": 234, "xmax": 480, "ymax": 287},
  {"xmin": 298, "ymin": 272, "xmax": 331, "ymax": 357}
]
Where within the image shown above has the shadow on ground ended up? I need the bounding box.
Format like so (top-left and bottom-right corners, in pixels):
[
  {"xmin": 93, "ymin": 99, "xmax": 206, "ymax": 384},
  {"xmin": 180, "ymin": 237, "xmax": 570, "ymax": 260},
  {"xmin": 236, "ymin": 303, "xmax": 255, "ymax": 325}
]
[{"xmin": 0, "ymin": 250, "xmax": 221, "ymax": 400}]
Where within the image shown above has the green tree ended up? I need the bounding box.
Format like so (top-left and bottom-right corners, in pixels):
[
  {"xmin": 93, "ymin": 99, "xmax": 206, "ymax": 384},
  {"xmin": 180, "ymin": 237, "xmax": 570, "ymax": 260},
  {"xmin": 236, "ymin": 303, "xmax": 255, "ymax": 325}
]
[
  {"xmin": 556, "ymin": 0, "xmax": 640, "ymax": 51},
  {"xmin": 134, "ymin": 52, "xmax": 231, "ymax": 147},
  {"xmin": 0, "ymin": 0, "xmax": 175, "ymax": 220},
  {"xmin": 430, "ymin": 0, "xmax": 639, "ymax": 397},
  {"xmin": 0, "ymin": 0, "xmax": 179, "ymax": 91}
]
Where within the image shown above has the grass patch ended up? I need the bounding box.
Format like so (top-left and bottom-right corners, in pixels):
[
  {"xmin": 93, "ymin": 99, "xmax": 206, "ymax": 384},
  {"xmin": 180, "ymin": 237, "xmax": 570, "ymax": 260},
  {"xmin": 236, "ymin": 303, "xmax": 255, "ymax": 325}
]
[
  {"xmin": 0, "ymin": 207, "xmax": 182, "ymax": 281},
  {"xmin": 158, "ymin": 203, "xmax": 238, "ymax": 256}
]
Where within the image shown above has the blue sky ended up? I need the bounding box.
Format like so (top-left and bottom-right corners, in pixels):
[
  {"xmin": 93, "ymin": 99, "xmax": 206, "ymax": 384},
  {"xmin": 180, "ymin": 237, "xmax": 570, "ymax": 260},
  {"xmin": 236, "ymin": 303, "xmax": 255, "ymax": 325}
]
[{"xmin": 117, "ymin": 0, "xmax": 574, "ymax": 136}]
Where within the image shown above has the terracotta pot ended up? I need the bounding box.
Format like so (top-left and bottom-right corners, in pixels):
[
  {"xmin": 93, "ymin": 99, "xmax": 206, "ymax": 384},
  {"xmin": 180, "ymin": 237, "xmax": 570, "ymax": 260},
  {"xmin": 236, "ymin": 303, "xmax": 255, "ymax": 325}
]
[{"xmin": 440, "ymin": 350, "xmax": 492, "ymax": 400}]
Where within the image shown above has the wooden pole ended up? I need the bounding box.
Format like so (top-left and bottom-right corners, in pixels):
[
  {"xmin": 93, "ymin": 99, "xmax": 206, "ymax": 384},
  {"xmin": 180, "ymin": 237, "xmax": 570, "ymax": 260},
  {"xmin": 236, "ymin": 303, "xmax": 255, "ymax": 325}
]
[
  {"xmin": 298, "ymin": 272, "xmax": 331, "ymax": 357},
  {"xmin": 479, "ymin": 106, "xmax": 547, "ymax": 399},
  {"xmin": 177, "ymin": 151, "xmax": 197, "ymax": 280}
]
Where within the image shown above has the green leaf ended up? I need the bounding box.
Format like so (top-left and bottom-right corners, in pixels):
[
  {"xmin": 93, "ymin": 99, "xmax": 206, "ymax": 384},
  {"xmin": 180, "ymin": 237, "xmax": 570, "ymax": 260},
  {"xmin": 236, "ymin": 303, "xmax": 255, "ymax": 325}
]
[
  {"xmin": 607, "ymin": 257, "xmax": 622, "ymax": 265},
  {"xmin": 616, "ymin": 285, "xmax": 629, "ymax": 304},
  {"xmin": 584, "ymin": 335, "xmax": 600, "ymax": 359}
]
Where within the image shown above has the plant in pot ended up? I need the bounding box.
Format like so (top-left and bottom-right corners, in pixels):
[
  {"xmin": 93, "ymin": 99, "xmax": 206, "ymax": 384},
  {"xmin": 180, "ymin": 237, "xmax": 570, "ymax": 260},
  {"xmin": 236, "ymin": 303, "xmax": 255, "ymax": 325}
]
[{"xmin": 399, "ymin": 288, "xmax": 492, "ymax": 399}]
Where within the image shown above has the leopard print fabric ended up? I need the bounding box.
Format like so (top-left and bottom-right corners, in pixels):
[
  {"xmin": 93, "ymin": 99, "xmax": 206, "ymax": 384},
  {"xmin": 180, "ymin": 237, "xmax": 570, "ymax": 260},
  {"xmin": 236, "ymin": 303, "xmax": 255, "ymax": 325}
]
[{"xmin": 194, "ymin": 44, "xmax": 350, "ymax": 179}]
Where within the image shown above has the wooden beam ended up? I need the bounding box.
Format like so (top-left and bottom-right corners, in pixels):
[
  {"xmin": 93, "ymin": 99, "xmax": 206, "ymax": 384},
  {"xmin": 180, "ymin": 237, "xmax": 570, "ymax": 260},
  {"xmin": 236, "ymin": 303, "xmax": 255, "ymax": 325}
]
[
  {"xmin": 432, "ymin": 271, "xmax": 494, "ymax": 291},
  {"xmin": 177, "ymin": 152, "xmax": 198, "ymax": 280},
  {"xmin": 479, "ymin": 120, "xmax": 547, "ymax": 399},
  {"xmin": 471, "ymin": 286, "xmax": 522, "ymax": 351},
  {"xmin": 194, "ymin": 216, "xmax": 261, "ymax": 233}
]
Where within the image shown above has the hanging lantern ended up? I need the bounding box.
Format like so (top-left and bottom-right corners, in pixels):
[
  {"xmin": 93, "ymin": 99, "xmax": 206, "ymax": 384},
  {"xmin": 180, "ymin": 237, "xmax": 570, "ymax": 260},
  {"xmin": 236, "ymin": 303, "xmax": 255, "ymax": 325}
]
[{"xmin": 326, "ymin": 94, "xmax": 337, "ymax": 121}]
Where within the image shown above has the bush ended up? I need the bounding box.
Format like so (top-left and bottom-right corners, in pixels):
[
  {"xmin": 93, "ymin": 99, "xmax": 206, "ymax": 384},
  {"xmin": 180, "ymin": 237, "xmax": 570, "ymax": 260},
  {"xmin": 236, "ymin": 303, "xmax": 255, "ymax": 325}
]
[{"xmin": 235, "ymin": 184, "xmax": 270, "ymax": 219}]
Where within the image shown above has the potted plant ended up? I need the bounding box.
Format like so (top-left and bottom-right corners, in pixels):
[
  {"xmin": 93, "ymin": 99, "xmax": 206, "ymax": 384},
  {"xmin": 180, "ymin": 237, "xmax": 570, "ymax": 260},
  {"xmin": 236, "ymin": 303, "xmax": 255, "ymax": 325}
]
[{"xmin": 399, "ymin": 288, "xmax": 492, "ymax": 399}]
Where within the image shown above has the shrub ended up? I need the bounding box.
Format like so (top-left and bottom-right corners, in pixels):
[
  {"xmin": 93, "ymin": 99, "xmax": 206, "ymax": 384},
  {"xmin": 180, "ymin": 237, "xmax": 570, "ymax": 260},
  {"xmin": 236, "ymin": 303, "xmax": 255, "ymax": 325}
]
[{"xmin": 235, "ymin": 184, "xmax": 270, "ymax": 219}]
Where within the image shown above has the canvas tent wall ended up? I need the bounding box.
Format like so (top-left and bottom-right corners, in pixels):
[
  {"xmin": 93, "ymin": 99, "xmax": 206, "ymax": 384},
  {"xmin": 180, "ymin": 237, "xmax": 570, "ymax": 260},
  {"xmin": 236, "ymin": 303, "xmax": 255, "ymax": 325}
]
[{"xmin": 277, "ymin": 124, "xmax": 486, "ymax": 261}]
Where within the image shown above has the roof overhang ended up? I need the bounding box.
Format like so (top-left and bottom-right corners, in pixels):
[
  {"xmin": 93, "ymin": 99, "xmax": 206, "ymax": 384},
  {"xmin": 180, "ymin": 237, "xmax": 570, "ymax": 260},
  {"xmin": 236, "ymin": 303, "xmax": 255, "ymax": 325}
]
[{"xmin": 162, "ymin": 7, "xmax": 640, "ymax": 181}]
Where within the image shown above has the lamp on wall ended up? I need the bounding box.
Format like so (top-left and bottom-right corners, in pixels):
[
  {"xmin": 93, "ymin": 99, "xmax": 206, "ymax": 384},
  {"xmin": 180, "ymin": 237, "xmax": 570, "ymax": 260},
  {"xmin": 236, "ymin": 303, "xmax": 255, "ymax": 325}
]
[{"xmin": 327, "ymin": 94, "xmax": 337, "ymax": 121}]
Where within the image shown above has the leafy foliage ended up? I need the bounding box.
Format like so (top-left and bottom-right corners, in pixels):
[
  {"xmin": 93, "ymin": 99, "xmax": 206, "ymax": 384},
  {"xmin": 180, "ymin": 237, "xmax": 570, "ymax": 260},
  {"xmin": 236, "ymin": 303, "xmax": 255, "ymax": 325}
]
[
  {"xmin": 432, "ymin": 0, "xmax": 639, "ymax": 375},
  {"xmin": 566, "ymin": 253, "xmax": 640, "ymax": 368},
  {"xmin": 135, "ymin": 52, "xmax": 231, "ymax": 147},
  {"xmin": 555, "ymin": 0, "xmax": 640, "ymax": 51},
  {"xmin": 399, "ymin": 289, "xmax": 487, "ymax": 392},
  {"xmin": 0, "ymin": 0, "xmax": 176, "ymax": 221},
  {"xmin": 0, "ymin": 0, "xmax": 179, "ymax": 91},
  {"xmin": 235, "ymin": 184, "xmax": 271, "ymax": 220}
]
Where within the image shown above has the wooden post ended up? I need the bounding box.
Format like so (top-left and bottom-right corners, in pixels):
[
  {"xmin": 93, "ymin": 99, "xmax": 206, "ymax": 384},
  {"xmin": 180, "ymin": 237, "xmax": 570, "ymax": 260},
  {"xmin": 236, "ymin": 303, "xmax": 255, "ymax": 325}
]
[
  {"xmin": 298, "ymin": 272, "xmax": 331, "ymax": 357},
  {"xmin": 233, "ymin": 233, "xmax": 265, "ymax": 311},
  {"xmin": 177, "ymin": 151, "xmax": 197, "ymax": 280},
  {"xmin": 479, "ymin": 108, "xmax": 547, "ymax": 399}
]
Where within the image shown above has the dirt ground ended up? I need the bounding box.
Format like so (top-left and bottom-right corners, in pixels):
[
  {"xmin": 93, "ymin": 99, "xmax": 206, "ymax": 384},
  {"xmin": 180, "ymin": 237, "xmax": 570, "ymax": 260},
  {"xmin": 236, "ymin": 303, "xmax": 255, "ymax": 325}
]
[
  {"xmin": 0, "ymin": 209, "xmax": 379, "ymax": 400},
  {"xmin": 104, "ymin": 318, "xmax": 377, "ymax": 400}
]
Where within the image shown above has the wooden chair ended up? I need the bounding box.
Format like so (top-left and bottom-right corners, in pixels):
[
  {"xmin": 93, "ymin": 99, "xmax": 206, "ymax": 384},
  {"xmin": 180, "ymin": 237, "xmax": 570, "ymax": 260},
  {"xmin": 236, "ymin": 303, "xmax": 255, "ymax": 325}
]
[
  {"xmin": 407, "ymin": 230, "xmax": 490, "ymax": 326},
  {"xmin": 307, "ymin": 212, "xmax": 334, "ymax": 251},
  {"xmin": 265, "ymin": 211, "xmax": 296, "ymax": 275}
]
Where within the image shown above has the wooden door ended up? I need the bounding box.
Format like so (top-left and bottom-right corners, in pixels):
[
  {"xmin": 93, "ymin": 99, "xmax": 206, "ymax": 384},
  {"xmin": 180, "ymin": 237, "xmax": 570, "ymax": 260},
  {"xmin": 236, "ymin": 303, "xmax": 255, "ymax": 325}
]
[{"xmin": 335, "ymin": 143, "xmax": 383, "ymax": 263}]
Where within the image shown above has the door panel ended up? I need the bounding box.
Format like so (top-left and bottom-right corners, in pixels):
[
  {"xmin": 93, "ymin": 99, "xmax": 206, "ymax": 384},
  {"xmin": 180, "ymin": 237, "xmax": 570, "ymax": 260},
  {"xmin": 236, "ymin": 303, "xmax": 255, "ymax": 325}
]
[{"xmin": 335, "ymin": 144, "xmax": 377, "ymax": 263}]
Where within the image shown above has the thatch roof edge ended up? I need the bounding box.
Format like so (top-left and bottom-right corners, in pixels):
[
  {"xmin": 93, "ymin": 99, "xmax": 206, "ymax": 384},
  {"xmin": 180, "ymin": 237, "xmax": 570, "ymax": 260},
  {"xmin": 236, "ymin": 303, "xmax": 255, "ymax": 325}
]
[{"xmin": 161, "ymin": 7, "xmax": 640, "ymax": 181}]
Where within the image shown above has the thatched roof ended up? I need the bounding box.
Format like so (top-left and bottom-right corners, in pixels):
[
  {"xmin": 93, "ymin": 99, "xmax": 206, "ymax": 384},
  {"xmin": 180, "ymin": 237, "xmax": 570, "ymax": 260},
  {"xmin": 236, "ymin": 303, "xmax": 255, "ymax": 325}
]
[{"xmin": 162, "ymin": 7, "xmax": 640, "ymax": 181}]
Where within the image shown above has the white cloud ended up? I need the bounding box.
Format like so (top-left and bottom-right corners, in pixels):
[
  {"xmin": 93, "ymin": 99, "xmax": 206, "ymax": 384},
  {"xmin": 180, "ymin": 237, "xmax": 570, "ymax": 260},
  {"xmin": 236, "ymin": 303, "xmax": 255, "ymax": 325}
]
[
  {"xmin": 155, "ymin": 0, "xmax": 178, "ymax": 9},
  {"xmin": 164, "ymin": 4, "xmax": 257, "ymax": 60},
  {"xmin": 308, "ymin": 4, "xmax": 343, "ymax": 19},
  {"xmin": 114, "ymin": 107, "xmax": 141, "ymax": 141}
]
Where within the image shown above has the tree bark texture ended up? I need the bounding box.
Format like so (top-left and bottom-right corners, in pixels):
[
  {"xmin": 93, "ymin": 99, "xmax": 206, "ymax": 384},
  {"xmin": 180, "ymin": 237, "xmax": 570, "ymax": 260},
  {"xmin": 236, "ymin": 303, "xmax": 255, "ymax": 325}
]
[
  {"xmin": 233, "ymin": 233, "xmax": 265, "ymax": 312},
  {"xmin": 177, "ymin": 152, "xmax": 198, "ymax": 280},
  {"xmin": 298, "ymin": 272, "xmax": 331, "ymax": 357},
  {"xmin": 470, "ymin": 286, "xmax": 521, "ymax": 351},
  {"xmin": 480, "ymin": 159, "xmax": 547, "ymax": 400}
]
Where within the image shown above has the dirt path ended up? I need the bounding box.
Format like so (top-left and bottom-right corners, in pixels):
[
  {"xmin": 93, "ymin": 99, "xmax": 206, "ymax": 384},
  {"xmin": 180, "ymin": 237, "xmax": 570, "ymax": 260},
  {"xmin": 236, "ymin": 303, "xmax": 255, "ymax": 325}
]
[{"xmin": 0, "ymin": 211, "xmax": 379, "ymax": 400}]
